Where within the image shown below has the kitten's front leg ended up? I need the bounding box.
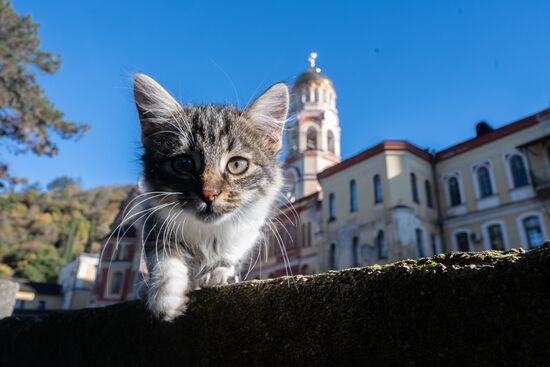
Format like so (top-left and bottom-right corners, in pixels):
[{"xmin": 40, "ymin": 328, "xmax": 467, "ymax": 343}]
[{"xmin": 145, "ymin": 255, "xmax": 190, "ymax": 321}]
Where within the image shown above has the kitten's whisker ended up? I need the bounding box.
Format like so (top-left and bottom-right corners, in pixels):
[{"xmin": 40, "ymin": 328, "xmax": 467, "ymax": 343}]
[
  {"xmin": 209, "ymin": 57, "xmax": 240, "ymax": 108},
  {"xmin": 267, "ymin": 218, "xmax": 298, "ymax": 290},
  {"xmin": 274, "ymin": 206, "xmax": 298, "ymax": 227},
  {"xmin": 266, "ymin": 220, "xmax": 289, "ymax": 278},
  {"xmin": 139, "ymin": 202, "xmax": 177, "ymax": 288},
  {"xmin": 100, "ymin": 194, "xmax": 174, "ymax": 271},
  {"xmin": 156, "ymin": 204, "xmax": 177, "ymax": 261},
  {"xmin": 276, "ymin": 191, "xmax": 300, "ymax": 224}
]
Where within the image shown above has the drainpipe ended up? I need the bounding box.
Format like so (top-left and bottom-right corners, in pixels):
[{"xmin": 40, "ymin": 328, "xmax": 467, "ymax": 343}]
[{"xmin": 431, "ymin": 151, "xmax": 448, "ymax": 253}]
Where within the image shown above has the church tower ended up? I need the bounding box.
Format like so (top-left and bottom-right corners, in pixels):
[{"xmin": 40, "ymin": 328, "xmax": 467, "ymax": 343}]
[{"xmin": 284, "ymin": 52, "xmax": 341, "ymax": 201}]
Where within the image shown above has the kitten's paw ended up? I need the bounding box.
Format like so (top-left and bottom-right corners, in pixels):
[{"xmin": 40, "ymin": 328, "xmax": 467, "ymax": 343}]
[
  {"xmin": 147, "ymin": 289, "xmax": 190, "ymax": 322},
  {"xmin": 198, "ymin": 266, "xmax": 236, "ymax": 288}
]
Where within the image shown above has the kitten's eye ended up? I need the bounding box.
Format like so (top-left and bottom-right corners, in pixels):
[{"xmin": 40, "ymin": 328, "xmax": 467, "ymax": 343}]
[
  {"xmin": 171, "ymin": 154, "xmax": 195, "ymax": 174},
  {"xmin": 226, "ymin": 157, "xmax": 249, "ymax": 175}
]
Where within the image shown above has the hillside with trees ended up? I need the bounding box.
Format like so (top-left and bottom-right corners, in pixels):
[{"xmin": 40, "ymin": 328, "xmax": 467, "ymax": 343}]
[{"xmin": 0, "ymin": 179, "xmax": 132, "ymax": 282}]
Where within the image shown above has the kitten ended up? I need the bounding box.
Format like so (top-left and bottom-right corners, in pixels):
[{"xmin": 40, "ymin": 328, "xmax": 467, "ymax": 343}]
[{"xmin": 133, "ymin": 74, "xmax": 288, "ymax": 321}]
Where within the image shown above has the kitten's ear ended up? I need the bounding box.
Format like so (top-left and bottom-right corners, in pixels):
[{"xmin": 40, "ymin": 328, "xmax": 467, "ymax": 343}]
[
  {"xmin": 133, "ymin": 73, "xmax": 180, "ymax": 138},
  {"xmin": 243, "ymin": 82, "xmax": 289, "ymax": 151}
]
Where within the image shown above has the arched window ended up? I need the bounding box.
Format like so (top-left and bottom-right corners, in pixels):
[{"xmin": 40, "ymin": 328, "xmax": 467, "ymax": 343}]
[
  {"xmin": 487, "ymin": 224, "xmax": 505, "ymax": 251},
  {"xmin": 350, "ymin": 180, "xmax": 358, "ymax": 212},
  {"xmin": 377, "ymin": 230, "xmax": 387, "ymax": 259},
  {"xmin": 411, "ymin": 173, "xmax": 419, "ymax": 203},
  {"xmin": 425, "ymin": 180, "xmax": 434, "ymax": 208},
  {"xmin": 314, "ymin": 88, "xmax": 319, "ymax": 102},
  {"xmin": 329, "ymin": 243, "xmax": 337, "ymax": 270},
  {"xmin": 284, "ymin": 169, "xmax": 298, "ymax": 201},
  {"xmin": 373, "ymin": 175, "xmax": 383, "ymax": 204},
  {"xmin": 523, "ymin": 216, "xmax": 545, "ymax": 249},
  {"xmin": 455, "ymin": 232, "xmax": 470, "ymax": 252},
  {"xmin": 477, "ymin": 166, "xmax": 493, "ymax": 198},
  {"xmin": 510, "ymin": 155, "xmax": 529, "ymax": 188},
  {"xmin": 329, "ymin": 193, "xmax": 336, "ymax": 220},
  {"xmin": 109, "ymin": 271, "xmax": 123, "ymax": 295},
  {"xmin": 327, "ymin": 130, "xmax": 335, "ymax": 154},
  {"xmin": 351, "ymin": 236, "xmax": 359, "ymax": 267},
  {"xmin": 306, "ymin": 127, "xmax": 317, "ymax": 150},
  {"xmin": 448, "ymin": 177, "xmax": 462, "ymax": 206}
]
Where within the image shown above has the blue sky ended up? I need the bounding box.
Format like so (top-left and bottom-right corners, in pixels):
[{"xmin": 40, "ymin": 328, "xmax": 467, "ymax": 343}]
[{"xmin": 8, "ymin": 0, "xmax": 550, "ymax": 189}]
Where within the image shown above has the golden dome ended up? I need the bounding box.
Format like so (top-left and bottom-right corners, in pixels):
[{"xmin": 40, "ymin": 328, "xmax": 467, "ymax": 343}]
[{"xmin": 293, "ymin": 52, "xmax": 334, "ymax": 91}]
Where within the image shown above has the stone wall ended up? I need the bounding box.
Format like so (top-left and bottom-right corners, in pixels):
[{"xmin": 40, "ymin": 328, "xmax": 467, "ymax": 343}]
[{"xmin": 1, "ymin": 244, "xmax": 550, "ymax": 366}]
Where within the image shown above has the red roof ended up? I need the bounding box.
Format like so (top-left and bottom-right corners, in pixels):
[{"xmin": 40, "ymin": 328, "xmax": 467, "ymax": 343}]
[
  {"xmin": 318, "ymin": 141, "xmax": 431, "ymax": 179},
  {"xmin": 318, "ymin": 107, "xmax": 550, "ymax": 179},
  {"xmin": 435, "ymin": 108, "xmax": 550, "ymax": 161}
]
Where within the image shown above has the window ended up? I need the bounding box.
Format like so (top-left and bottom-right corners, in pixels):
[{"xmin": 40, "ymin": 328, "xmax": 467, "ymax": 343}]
[
  {"xmin": 477, "ymin": 166, "xmax": 493, "ymax": 198},
  {"xmin": 108, "ymin": 271, "xmax": 123, "ymax": 295},
  {"xmin": 306, "ymin": 127, "xmax": 317, "ymax": 150},
  {"xmin": 377, "ymin": 230, "xmax": 387, "ymax": 259},
  {"xmin": 431, "ymin": 233, "xmax": 438, "ymax": 255},
  {"xmin": 487, "ymin": 224, "xmax": 505, "ymax": 251},
  {"xmin": 373, "ymin": 175, "xmax": 383, "ymax": 204},
  {"xmin": 307, "ymin": 222, "xmax": 312, "ymax": 247},
  {"xmin": 411, "ymin": 173, "xmax": 419, "ymax": 203},
  {"xmin": 300, "ymin": 264, "xmax": 309, "ymax": 275},
  {"xmin": 301, "ymin": 223, "xmax": 306, "ymax": 248},
  {"xmin": 329, "ymin": 193, "xmax": 336, "ymax": 221},
  {"xmin": 448, "ymin": 177, "xmax": 462, "ymax": 206},
  {"xmin": 329, "ymin": 243, "xmax": 337, "ymax": 270},
  {"xmin": 415, "ymin": 228, "xmax": 425, "ymax": 258},
  {"xmin": 327, "ymin": 130, "xmax": 335, "ymax": 154},
  {"xmin": 510, "ymin": 155, "xmax": 529, "ymax": 188},
  {"xmin": 351, "ymin": 236, "xmax": 359, "ymax": 267},
  {"xmin": 523, "ymin": 216, "xmax": 545, "ymax": 249},
  {"xmin": 455, "ymin": 232, "xmax": 470, "ymax": 252},
  {"xmin": 350, "ymin": 180, "xmax": 358, "ymax": 212},
  {"xmin": 425, "ymin": 180, "xmax": 434, "ymax": 208}
]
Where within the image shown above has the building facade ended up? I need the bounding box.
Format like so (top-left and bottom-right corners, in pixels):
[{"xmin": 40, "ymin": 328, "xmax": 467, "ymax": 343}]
[
  {"xmin": 58, "ymin": 253, "xmax": 98, "ymax": 310},
  {"xmin": 246, "ymin": 53, "xmax": 550, "ymax": 279},
  {"xmin": 12, "ymin": 279, "xmax": 63, "ymax": 315}
]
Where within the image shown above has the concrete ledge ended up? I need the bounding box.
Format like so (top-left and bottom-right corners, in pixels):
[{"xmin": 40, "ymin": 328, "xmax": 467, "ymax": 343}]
[{"xmin": 2, "ymin": 244, "xmax": 550, "ymax": 366}]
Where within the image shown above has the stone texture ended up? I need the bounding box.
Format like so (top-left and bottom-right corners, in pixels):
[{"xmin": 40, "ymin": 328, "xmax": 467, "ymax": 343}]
[
  {"xmin": 0, "ymin": 280, "xmax": 19, "ymax": 319},
  {"xmin": 1, "ymin": 244, "xmax": 550, "ymax": 366}
]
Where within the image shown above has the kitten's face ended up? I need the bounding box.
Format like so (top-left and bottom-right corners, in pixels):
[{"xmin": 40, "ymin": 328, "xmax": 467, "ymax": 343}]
[{"xmin": 134, "ymin": 74, "xmax": 289, "ymax": 223}]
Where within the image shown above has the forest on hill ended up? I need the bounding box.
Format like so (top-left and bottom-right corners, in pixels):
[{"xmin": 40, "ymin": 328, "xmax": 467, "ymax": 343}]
[{"xmin": 0, "ymin": 179, "xmax": 133, "ymax": 282}]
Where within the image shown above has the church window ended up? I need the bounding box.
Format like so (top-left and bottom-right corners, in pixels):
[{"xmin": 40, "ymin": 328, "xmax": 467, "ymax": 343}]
[
  {"xmin": 327, "ymin": 130, "xmax": 335, "ymax": 154},
  {"xmin": 306, "ymin": 127, "xmax": 318, "ymax": 150}
]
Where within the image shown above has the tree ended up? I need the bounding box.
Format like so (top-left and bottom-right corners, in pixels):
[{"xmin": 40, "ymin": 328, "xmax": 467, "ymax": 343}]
[
  {"xmin": 46, "ymin": 176, "xmax": 80, "ymax": 192},
  {"xmin": 0, "ymin": 0, "xmax": 89, "ymax": 188}
]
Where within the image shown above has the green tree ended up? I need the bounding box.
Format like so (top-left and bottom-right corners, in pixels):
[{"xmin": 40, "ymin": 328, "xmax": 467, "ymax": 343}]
[{"xmin": 0, "ymin": 0, "xmax": 89, "ymax": 188}]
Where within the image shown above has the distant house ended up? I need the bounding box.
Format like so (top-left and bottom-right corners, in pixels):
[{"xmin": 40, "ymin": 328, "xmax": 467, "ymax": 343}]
[
  {"xmin": 12, "ymin": 279, "xmax": 63, "ymax": 316},
  {"xmin": 57, "ymin": 253, "xmax": 98, "ymax": 310}
]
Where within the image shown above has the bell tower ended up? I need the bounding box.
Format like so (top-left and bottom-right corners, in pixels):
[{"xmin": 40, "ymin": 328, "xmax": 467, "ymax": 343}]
[{"xmin": 283, "ymin": 52, "xmax": 341, "ymax": 201}]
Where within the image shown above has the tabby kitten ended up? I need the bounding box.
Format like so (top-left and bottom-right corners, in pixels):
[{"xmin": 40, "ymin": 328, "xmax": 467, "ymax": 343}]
[{"xmin": 134, "ymin": 74, "xmax": 288, "ymax": 321}]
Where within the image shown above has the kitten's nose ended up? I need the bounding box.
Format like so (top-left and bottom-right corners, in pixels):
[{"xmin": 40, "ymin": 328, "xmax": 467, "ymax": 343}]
[{"xmin": 202, "ymin": 189, "xmax": 220, "ymax": 203}]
